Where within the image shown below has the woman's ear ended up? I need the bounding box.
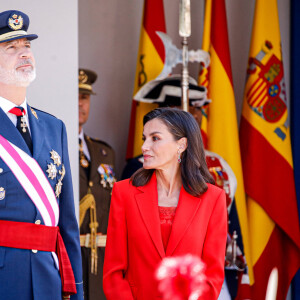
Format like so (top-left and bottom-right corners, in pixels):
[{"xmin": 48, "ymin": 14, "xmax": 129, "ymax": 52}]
[{"xmin": 178, "ymin": 137, "xmax": 188, "ymax": 152}]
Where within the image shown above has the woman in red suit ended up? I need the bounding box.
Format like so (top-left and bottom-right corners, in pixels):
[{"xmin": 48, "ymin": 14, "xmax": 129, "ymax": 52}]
[{"xmin": 103, "ymin": 108, "xmax": 227, "ymax": 299}]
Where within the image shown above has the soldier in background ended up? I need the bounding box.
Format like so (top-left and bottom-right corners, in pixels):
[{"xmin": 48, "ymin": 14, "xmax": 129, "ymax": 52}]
[
  {"xmin": 78, "ymin": 68, "xmax": 116, "ymax": 300},
  {"xmin": 122, "ymin": 75, "xmax": 248, "ymax": 299}
]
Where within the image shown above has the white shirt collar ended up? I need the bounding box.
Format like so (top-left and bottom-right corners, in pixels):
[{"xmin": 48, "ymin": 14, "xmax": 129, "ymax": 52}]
[
  {"xmin": 78, "ymin": 129, "xmax": 90, "ymax": 161},
  {"xmin": 79, "ymin": 129, "xmax": 85, "ymax": 142},
  {"xmin": 0, "ymin": 96, "xmax": 27, "ymax": 114},
  {"xmin": 0, "ymin": 96, "xmax": 31, "ymax": 133}
]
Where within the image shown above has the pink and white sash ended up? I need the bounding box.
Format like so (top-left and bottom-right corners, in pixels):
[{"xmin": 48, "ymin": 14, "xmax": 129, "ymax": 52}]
[{"xmin": 0, "ymin": 134, "xmax": 59, "ymax": 227}]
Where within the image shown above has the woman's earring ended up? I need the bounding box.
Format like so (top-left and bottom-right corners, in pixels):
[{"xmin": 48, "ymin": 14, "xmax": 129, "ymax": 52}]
[{"xmin": 177, "ymin": 150, "xmax": 181, "ymax": 163}]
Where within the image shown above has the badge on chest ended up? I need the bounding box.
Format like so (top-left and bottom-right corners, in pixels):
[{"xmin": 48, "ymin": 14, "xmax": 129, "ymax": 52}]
[
  {"xmin": 97, "ymin": 164, "xmax": 116, "ymax": 189},
  {"xmin": 0, "ymin": 187, "xmax": 5, "ymax": 200},
  {"xmin": 46, "ymin": 150, "xmax": 65, "ymax": 198}
]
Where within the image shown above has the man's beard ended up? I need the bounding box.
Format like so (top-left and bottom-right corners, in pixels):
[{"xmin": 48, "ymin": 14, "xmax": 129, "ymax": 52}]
[{"xmin": 0, "ymin": 60, "xmax": 36, "ymax": 87}]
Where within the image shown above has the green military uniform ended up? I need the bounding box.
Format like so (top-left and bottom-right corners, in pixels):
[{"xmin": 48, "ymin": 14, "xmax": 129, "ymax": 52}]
[
  {"xmin": 80, "ymin": 135, "xmax": 115, "ymax": 300},
  {"xmin": 78, "ymin": 68, "xmax": 116, "ymax": 300}
]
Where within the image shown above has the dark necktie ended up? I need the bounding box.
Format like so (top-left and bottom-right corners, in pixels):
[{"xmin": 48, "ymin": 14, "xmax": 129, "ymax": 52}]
[{"xmin": 9, "ymin": 106, "xmax": 33, "ymax": 154}]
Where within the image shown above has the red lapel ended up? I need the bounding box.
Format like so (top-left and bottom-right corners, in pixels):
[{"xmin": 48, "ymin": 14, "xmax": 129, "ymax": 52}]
[
  {"xmin": 135, "ymin": 172, "xmax": 165, "ymax": 259},
  {"xmin": 166, "ymin": 186, "xmax": 202, "ymax": 256}
]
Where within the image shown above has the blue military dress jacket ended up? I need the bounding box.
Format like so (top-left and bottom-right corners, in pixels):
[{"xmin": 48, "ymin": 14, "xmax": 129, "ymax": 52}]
[{"xmin": 0, "ymin": 105, "xmax": 83, "ymax": 300}]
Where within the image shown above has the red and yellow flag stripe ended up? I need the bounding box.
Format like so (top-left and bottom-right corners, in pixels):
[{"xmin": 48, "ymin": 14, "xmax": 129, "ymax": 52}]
[
  {"xmin": 198, "ymin": 0, "xmax": 211, "ymax": 148},
  {"xmin": 126, "ymin": 0, "xmax": 166, "ymax": 159},
  {"xmin": 240, "ymin": 0, "xmax": 300, "ymax": 298},
  {"xmin": 198, "ymin": 0, "xmax": 251, "ymax": 280}
]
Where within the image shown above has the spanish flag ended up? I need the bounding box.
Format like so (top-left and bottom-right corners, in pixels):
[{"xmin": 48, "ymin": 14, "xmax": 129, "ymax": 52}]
[
  {"xmin": 197, "ymin": 0, "xmax": 211, "ymax": 149},
  {"xmin": 198, "ymin": 0, "xmax": 251, "ymax": 290},
  {"xmin": 126, "ymin": 0, "xmax": 166, "ymax": 159},
  {"xmin": 240, "ymin": 0, "xmax": 300, "ymax": 298}
]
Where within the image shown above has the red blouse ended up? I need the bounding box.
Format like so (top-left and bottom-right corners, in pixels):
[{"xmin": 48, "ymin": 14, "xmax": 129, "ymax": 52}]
[{"xmin": 158, "ymin": 206, "xmax": 176, "ymax": 251}]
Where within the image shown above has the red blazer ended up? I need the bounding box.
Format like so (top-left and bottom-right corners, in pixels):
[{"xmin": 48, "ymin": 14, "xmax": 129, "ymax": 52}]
[{"xmin": 103, "ymin": 172, "xmax": 227, "ymax": 300}]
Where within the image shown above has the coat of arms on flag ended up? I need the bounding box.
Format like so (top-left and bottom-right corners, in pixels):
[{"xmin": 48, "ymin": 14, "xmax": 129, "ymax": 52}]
[{"xmin": 246, "ymin": 40, "xmax": 287, "ymax": 140}]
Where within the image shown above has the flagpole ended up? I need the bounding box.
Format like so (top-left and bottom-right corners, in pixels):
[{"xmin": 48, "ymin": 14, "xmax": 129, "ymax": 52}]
[{"xmin": 179, "ymin": 0, "xmax": 191, "ymax": 112}]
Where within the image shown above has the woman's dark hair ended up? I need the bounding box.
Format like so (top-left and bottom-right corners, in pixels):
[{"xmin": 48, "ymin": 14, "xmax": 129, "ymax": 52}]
[{"xmin": 131, "ymin": 107, "xmax": 214, "ymax": 196}]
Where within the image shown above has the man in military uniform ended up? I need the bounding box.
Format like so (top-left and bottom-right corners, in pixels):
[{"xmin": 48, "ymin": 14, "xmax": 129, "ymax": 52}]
[
  {"xmin": 122, "ymin": 75, "xmax": 249, "ymax": 299},
  {"xmin": 78, "ymin": 68, "xmax": 116, "ymax": 300},
  {"xmin": 0, "ymin": 10, "xmax": 83, "ymax": 300}
]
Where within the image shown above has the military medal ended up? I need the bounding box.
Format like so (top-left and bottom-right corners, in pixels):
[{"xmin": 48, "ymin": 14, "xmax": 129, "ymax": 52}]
[
  {"xmin": 0, "ymin": 187, "xmax": 5, "ymax": 200},
  {"xmin": 79, "ymin": 139, "xmax": 89, "ymax": 168},
  {"xmin": 59, "ymin": 164, "xmax": 66, "ymax": 181},
  {"xmin": 54, "ymin": 164, "xmax": 65, "ymax": 198},
  {"xmin": 100, "ymin": 175, "xmax": 107, "ymax": 188},
  {"xmin": 80, "ymin": 156, "xmax": 89, "ymax": 168},
  {"xmin": 55, "ymin": 180, "xmax": 63, "ymax": 198},
  {"xmin": 47, "ymin": 149, "xmax": 64, "ymax": 198},
  {"xmin": 50, "ymin": 150, "xmax": 62, "ymax": 166},
  {"xmin": 98, "ymin": 164, "xmax": 116, "ymax": 189},
  {"xmin": 46, "ymin": 163, "xmax": 57, "ymax": 180},
  {"xmin": 20, "ymin": 115, "xmax": 27, "ymax": 133}
]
